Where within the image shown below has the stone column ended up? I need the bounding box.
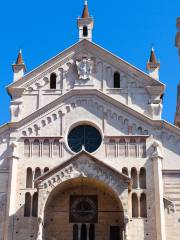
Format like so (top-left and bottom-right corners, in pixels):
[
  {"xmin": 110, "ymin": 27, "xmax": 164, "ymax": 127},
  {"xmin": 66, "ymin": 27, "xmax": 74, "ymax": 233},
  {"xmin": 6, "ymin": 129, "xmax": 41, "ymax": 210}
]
[
  {"xmin": 125, "ymin": 138, "xmax": 130, "ymax": 157},
  {"xmin": 78, "ymin": 224, "xmax": 81, "ymax": 240},
  {"xmin": 38, "ymin": 139, "xmax": 42, "ymax": 158},
  {"xmin": 58, "ymin": 68, "xmax": 64, "ymax": 94},
  {"xmin": 137, "ymin": 194, "xmax": 141, "ymax": 217},
  {"xmin": 58, "ymin": 111, "xmax": 64, "ymax": 136},
  {"xmin": 124, "ymin": 215, "xmax": 129, "ymax": 240},
  {"xmin": 151, "ymin": 141, "xmax": 166, "ymax": 240},
  {"xmin": 102, "ymin": 111, "xmax": 108, "ymax": 135},
  {"xmin": 87, "ymin": 224, "xmax": 90, "ymax": 240},
  {"xmin": 36, "ymin": 186, "xmax": 45, "ymax": 240},
  {"xmin": 102, "ymin": 64, "xmax": 106, "ymax": 92},
  {"xmin": 37, "ymin": 217, "xmax": 43, "ymax": 240},
  {"xmin": 37, "ymin": 89, "xmax": 42, "ymax": 109},
  {"xmin": 4, "ymin": 141, "xmax": 19, "ymax": 240}
]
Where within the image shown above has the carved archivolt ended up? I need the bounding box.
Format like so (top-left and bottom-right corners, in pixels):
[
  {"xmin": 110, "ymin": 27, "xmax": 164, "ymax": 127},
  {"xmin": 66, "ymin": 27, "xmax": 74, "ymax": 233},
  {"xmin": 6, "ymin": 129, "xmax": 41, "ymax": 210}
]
[{"xmin": 36, "ymin": 156, "xmax": 130, "ymax": 219}]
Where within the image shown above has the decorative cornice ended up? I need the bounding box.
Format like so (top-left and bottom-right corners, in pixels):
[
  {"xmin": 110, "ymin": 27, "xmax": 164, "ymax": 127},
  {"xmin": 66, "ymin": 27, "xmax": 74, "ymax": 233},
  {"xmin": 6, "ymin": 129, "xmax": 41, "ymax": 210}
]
[{"xmin": 1, "ymin": 89, "xmax": 180, "ymax": 138}]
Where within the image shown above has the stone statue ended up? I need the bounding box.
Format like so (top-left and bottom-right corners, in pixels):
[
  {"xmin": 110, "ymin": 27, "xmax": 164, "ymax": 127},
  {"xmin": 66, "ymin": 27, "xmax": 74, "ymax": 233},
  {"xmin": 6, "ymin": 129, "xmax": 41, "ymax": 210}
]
[{"xmin": 76, "ymin": 57, "xmax": 93, "ymax": 80}]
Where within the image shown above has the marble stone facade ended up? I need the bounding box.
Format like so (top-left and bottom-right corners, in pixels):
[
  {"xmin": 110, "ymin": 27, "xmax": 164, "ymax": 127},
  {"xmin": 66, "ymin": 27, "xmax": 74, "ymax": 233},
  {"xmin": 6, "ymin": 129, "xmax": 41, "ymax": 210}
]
[{"xmin": 0, "ymin": 8, "xmax": 180, "ymax": 240}]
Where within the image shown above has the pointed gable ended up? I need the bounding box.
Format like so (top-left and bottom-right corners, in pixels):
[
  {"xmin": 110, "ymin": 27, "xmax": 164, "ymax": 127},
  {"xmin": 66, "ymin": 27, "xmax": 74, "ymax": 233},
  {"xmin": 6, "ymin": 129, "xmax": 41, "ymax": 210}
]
[{"xmin": 35, "ymin": 150, "xmax": 132, "ymax": 189}]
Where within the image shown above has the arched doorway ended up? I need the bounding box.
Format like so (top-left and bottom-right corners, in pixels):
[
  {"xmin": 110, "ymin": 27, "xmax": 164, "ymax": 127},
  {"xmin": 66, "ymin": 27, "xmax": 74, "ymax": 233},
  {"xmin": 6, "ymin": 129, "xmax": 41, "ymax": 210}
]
[{"xmin": 43, "ymin": 177, "xmax": 124, "ymax": 240}]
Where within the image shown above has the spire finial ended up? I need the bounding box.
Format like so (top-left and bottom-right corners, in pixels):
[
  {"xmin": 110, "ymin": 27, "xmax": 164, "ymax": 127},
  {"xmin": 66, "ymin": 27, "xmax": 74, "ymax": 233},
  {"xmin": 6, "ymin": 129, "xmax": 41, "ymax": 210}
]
[
  {"xmin": 82, "ymin": 0, "xmax": 90, "ymax": 18},
  {"xmin": 149, "ymin": 46, "xmax": 157, "ymax": 64},
  {"xmin": 16, "ymin": 48, "xmax": 24, "ymax": 65},
  {"xmin": 151, "ymin": 44, "xmax": 154, "ymax": 52},
  {"xmin": 146, "ymin": 45, "xmax": 160, "ymax": 80}
]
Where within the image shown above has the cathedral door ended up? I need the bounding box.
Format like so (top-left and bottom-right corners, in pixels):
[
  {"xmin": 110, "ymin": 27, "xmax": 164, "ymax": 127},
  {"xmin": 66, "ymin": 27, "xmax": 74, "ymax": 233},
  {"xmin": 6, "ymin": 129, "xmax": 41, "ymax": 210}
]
[{"xmin": 44, "ymin": 178, "xmax": 124, "ymax": 240}]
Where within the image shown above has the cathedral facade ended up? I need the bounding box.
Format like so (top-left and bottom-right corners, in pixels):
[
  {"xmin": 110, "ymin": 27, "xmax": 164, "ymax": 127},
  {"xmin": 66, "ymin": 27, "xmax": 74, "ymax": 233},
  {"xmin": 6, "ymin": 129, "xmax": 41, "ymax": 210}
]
[{"xmin": 0, "ymin": 2, "xmax": 180, "ymax": 240}]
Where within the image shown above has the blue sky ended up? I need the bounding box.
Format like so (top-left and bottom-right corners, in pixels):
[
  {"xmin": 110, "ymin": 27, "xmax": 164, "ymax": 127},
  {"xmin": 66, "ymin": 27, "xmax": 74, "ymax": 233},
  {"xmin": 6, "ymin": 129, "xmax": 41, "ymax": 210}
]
[{"xmin": 0, "ymin": 0, "xmax": 180, "ymax": 126}]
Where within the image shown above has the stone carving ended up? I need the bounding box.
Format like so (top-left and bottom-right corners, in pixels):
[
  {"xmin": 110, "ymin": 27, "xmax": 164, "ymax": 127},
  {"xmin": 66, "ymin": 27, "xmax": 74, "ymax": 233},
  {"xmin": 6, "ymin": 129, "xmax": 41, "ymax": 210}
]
[
  {"xmin": 151, "ymin": 140, "xmax": 163, "ymax": 159},
  {"xmin": 148, "ymin": 102, "xmax": 163, "ymax": 119},
  {"xmin": 10, "ymin": 102, "xmax": 23, "ymax": 120},
  {"xmin": 76, "ymin": 58, "xmax": 93, "ymax": 80},
  {"xmin": 9, "ymin": 142, "xmax": 18, "ymax": 158},
  {"xmin": 34, "ymin": 155, "xmax": 131, "ymax": 240},
  {"xmin": 164, "ymin": 197, "xmax": 175, "ymax": 213}
]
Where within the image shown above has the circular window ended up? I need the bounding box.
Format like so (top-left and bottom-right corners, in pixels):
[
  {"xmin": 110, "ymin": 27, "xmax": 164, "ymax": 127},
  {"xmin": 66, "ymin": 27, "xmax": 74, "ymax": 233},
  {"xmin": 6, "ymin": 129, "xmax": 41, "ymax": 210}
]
[{"xmin": 68, "ymin": 125, "xmax": 102, "ymax": 153}]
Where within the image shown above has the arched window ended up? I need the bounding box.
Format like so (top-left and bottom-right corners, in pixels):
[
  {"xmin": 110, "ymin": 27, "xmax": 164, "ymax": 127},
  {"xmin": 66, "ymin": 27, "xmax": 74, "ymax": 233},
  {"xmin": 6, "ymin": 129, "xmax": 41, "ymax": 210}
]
[
  {"xmin": 24, "ymin": 139, "xmax": 30, "ymax": 157},
  {"xmin": 50, "ymin": 73, "xmax": 57, "ymax": 89},
  {"xmin": 32, "ymin": 192, "xmax": 38, "ymax": 217},
  {"xmin": 43, "ymin": 139, "xmax": 50, "ymax": 157},
  {"xmin": 81, "ymin": 224, "xmax": 87, "ymax": 240},
  {"xmin": 44, "ymin": 167, "xmax": 49, "ymax": 173},
  {"xmin": 113, "ymin": 72, "xmax": 120, "ymax": 88},
  {"xmin": 139, "ymin": 168, "xmax": 146, "ymax": 189},
  {"xmin": 137, "ymin": 127, "xmax": 143, "ymax": 135},
  {"xmin": 33, "ymin": 140, "xmax": 40, "ymax": 157},
  {"xmin": 73, "ymin": 224, "xmax": 78, "ymax": 240},
  {"xmin": 131, "ymin": 168, "xmax": 138, "ymax": 189},
  {"xmin": 89, "ymin": 224, "xmax": 95, "ymax": 240},
  {"xmin": 53, "ymin": 140, "xmax": 60, "ymax": 157},
  {"xmin": 24, "ymin": 192, "xmax": 31, "ymax": 217},
  {"xmin": 83, "ymin": 26, "xmax": 88, "ymax": 37},
  {"xmin": 34, "ymin": 167, "xmax": 41, "ymax": 180},
  {"xmin": 122, "ymin": 167, "xmax": 128, "ymax": 176},
  {"xmin": 26, "ymin": 168, "xmax": 33, "ymax": 188},
  {"xmin": 132, "ymin": 193, "xmax": 138, "ymax": 218},
  {"xmin": 140, "ymin": 193, "xmax": 147, "ymax": 218}
]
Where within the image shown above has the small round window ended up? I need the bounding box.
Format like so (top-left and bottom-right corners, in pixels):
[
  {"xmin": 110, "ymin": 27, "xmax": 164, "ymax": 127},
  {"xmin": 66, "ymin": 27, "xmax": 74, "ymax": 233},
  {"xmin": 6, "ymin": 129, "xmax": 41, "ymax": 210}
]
[{"xmin": 68, "ymin": 125, "xmax": 102, "ymax": 153}]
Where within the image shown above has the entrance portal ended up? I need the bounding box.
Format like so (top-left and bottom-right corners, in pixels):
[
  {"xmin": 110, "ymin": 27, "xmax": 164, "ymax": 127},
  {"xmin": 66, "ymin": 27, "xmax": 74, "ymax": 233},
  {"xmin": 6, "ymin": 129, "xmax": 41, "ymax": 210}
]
[{"xmin": 43, "ymin": 178, "xmax": 124, "ymax": 240}]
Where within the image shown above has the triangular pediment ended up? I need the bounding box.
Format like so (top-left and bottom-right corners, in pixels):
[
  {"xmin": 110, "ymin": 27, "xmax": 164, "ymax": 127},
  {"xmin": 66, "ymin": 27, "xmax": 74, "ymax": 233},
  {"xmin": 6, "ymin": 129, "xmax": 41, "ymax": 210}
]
[
  {"xmin": 7, "ymin": 39, "xmax": 165, "ymax": 96},
  {"xmin": 35, "ymin": 150, "xmax": 131, "ymax": 189}
]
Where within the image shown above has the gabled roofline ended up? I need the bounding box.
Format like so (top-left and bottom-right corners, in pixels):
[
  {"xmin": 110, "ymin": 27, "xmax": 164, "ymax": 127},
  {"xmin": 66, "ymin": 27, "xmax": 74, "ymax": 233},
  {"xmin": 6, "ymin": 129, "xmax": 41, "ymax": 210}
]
[
  {"xmin": 0, "ymin": 122, "xmax": 12, "ymax": 134},
  {"xmin": 34, "ymin": 150, "xmax": 131, "ymax": 185},
  {"xmin": 7, "ymin": 39, "xmax": 165, "ymax": 94},
  {"xmin": 85, "ymin": 40, "xmax": 165, "ymax": 87},
  {"xmin": 7, "ymin": 40, "xmax": 84, "ymax": 91}
]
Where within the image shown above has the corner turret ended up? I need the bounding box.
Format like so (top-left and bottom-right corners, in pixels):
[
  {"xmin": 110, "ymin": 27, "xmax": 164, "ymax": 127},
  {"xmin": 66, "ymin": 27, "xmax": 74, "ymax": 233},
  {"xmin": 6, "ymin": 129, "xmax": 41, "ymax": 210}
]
[
  {"xmin": 146, "ymin": 47, "xmax": 160, "ymax": 80},
  {"xmin": 12, "ymin": 49, "xmax": 26, "ymax": 82}
]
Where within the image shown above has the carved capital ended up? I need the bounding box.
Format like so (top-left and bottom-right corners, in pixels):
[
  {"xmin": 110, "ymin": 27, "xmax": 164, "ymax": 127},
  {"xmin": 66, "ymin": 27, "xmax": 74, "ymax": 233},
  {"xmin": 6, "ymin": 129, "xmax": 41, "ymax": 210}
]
[{"xmin": 150, "ymin": 140, "xmax": 163, "ymax": 160}]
